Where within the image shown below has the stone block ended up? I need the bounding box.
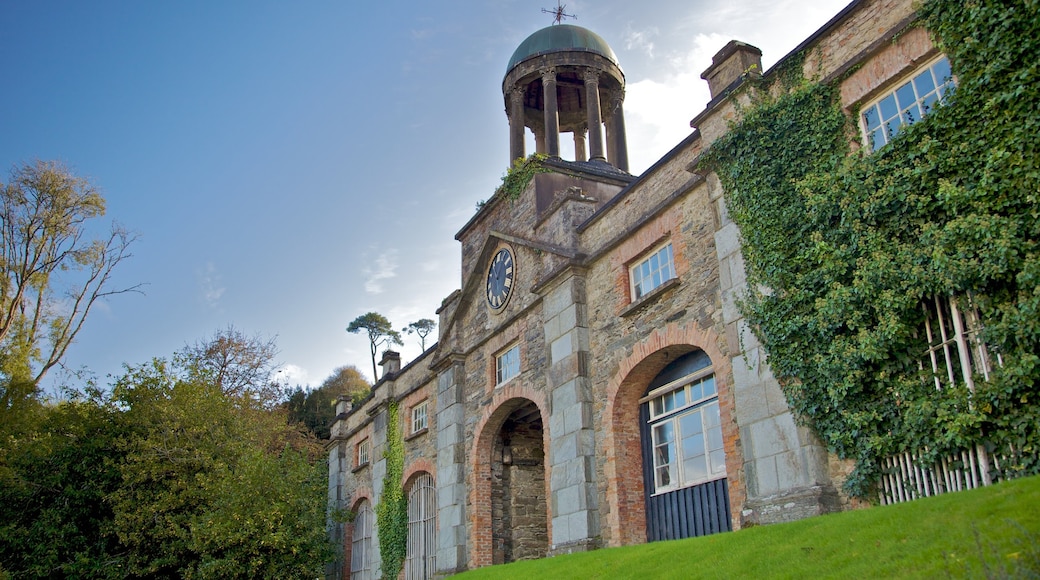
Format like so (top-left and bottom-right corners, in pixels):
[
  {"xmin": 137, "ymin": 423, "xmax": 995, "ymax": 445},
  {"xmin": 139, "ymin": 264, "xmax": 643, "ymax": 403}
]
[
  {"xmin": 733, "ymin": 369, "xmax": 769, "ymax": 424},
  {"xmin": 714, "ymin": 221, "xmax": 741, "ymax": 261},
  {"xmin": 436, "ymin": 422, "xmax": 460, "ymax": 448},
  {"xmin": 775, "ymin": 450, "xmax": 810, "ymax": 490},
  {"xmin": 755, "ymin": 455, "xmax": 780, "ymax": 496},
  {"xmin": 563, "ymin": 402, "xmax": 591, "ymax": 434},
  {"xmin": 551, "ymin": 432, "xmax": 578, "ymax": 464},
  {"xmin": 551, "ymin": 333, "xmax": 573, "ymax": 364},
  {"xmin": 721, "ymin": 286, "xmax": 744, "ymax": 324},
  {"xmin": 551, "ymin": 380, "xmax": 581, "ymax": 413},
  {"xmin": 748, "ymin": 414, "xmax": 801, "ymax": 458}
]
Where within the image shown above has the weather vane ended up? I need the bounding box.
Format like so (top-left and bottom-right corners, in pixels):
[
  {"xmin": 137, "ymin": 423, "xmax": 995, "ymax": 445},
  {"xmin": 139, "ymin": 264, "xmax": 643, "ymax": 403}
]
[{"xmin": 542, "ymin": 1, "xmax": 575, "ymax": 25}]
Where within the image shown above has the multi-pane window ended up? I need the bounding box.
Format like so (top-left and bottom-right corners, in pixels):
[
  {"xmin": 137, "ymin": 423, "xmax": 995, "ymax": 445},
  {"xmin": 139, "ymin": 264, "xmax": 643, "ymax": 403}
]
[
  {"xmin": 631, "ymin": 242, "xmax": 675, "ymax": 300},
  {"xmin": 496, "ymin": 344, "xmax": 520, "ymax": 385},
  {"xmin": 356, "ymin": 439, "xmax": 370, "ymax": 468},
  {"xmin": 648, "ymin": 373, "xmax": 726, "ymax": 493},
  {"xmin": 412, "ymin": 401, "xmax": 428, "ymax": 433},
  {"xmin": 862, "ymin": 55, "xmax": 954, "ymax": 152},
  {"xmin": 350, "ymin": 500, "xmax": 373, "ymax": 580},
  {"xmin": 920, "ymin": 294, "xmax": 1000, "ymax": 392}
]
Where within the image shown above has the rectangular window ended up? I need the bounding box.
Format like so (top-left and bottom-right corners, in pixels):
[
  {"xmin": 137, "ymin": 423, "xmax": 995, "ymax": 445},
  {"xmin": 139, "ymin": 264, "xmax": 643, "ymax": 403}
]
[
  {"xmin": 862, "ymin": 55, "xmax": 954, "ymax": 151},
  {"xmin": 631, "ymin": 242, "xmax": 675, "ymax": 300},
  {"xmin": 649, "ymin": 374, "xmax": 725, "ymax": 493},
  {"xmin": 496, "ymin": 344, "xmax": 520, "ymax": 386},
  {"xmin": 920, "ymin": 293, "xmax": 1000, "ymax": 391},
  {"xmin": 356, "ymin": 438, "xmax": 370, "ymax": 468},
  {"xmin": 411, "ymin": 401, "xmax": 428, "ymax": 433}
]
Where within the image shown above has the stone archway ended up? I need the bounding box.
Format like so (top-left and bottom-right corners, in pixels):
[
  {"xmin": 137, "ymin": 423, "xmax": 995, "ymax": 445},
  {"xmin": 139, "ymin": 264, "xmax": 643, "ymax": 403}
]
[
  {"xmin": 602, "ymin": 321, "xmax": 740, "ymax": 546},
  {"xmin": 490, "ymin": 401, "xmax": 547, "ymax": 563},
  {"xmin": 470, "ymin": 393, "xmax": 551, "ymax": 568}
]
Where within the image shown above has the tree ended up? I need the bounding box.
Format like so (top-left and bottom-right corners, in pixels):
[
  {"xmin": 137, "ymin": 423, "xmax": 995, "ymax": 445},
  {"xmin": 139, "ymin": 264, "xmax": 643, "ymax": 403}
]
[
  {"xmin": 286, "ymin": 366, "xmax": 370, "ymax": 439},
  {"xmin": 107, "ymin": 332, "xmax": 332, "ymax": 577},
  {"xmin": 403, "ymin": 318, "xmax": 436, "ymax": 351},
  {"xmin": 178, "ymin": 325, "xmax": 280, "ymax": 407},
  {"xmin": 347, "ymin": 312, "xmax": 402, "ymax": 382},
  {"xmin": 0, "ymin": 160, "xmax": 139, "ymax": 388}
]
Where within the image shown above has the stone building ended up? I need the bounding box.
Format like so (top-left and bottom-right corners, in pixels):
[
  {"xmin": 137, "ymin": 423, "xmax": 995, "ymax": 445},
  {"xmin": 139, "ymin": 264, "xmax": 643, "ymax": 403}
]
[{"xmin": 329, "ymin": 0, "xmax": 951, "ymax": 576}]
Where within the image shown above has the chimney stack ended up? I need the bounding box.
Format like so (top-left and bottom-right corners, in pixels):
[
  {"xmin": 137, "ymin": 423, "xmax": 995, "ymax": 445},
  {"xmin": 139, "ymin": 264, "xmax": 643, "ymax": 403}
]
[{"xmin": 701, "ymin": 40, "xmax": 763, "ymax": 100}]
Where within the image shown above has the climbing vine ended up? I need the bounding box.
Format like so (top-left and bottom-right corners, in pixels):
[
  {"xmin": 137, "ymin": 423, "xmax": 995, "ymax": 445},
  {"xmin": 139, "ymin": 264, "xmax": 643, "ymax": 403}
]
[
  {"xmin": 375, "ymin": 401, "xmax": 407, "ymax": 578},
  {"xmin": 702, "ymin": 0, "xmax": 1040, "ymax": 497},
  {"xmin": 497, "ymin": 153, "xmax": 549, "ymax": 201}
]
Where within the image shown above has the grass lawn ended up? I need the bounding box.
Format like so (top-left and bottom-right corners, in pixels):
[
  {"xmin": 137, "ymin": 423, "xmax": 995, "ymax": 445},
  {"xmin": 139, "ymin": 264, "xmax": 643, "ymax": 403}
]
[{"xmin": 451, "ymin": 475, "xmax": 1039, "ymax": 579}]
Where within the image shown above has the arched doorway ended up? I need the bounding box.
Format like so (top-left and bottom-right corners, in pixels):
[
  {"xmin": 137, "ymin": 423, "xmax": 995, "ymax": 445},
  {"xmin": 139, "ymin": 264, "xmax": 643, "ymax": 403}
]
[
  {"xmin": 404, "ymin": 473, "xmax": 436, "ymax": 580},
  {"xmin": 640, "ymin": 350, "xmax": 731, "ymax": 541},
  {"xmin": 490, "ymin": 400, "xmax": 547, "ymax": 564},
  {"xmin": 349, "ymin": 499, "xmax": 373, "ymax": 580}
]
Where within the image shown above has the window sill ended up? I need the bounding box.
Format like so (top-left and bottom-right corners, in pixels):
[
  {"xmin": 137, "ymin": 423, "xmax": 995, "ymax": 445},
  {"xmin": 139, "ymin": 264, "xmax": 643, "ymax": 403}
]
[
  {"xmin": 651, "ymin": 473, "xmax": 727, "ymax": 496},
  {"xmin": 620, "ymin": 277, "xmax": 680, "ymax": 318},
  {"xmin": 352, "ymin": 462, "xmax": 370, "ymax": 474},
  {"xmin": 405, "ymin": 427, "xmax": 428, "ymax": 441}
]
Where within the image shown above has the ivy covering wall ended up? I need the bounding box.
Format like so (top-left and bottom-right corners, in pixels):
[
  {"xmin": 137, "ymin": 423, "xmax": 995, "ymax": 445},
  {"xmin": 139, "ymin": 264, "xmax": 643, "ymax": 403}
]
[
  {"xmin": 376, "ymin": 401, "xmax": 407, "ymax": 578},
  {"xmin": 703, "ymin": 0, "xmax": 1039, "ymax": 496}
]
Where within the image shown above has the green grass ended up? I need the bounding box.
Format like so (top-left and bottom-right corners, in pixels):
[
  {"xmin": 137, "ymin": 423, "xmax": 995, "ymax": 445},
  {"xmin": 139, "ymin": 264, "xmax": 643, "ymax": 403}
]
[{"xmin": 452, "ymin": 475, "xmax": 1040, "ymax": 579}]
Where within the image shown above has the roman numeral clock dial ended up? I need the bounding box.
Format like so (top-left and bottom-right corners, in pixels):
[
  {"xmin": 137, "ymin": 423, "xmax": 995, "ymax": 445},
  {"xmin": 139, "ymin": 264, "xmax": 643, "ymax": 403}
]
[{"xmin": 486, "ymin": 248, "xmax": 515, "ymax": 310}]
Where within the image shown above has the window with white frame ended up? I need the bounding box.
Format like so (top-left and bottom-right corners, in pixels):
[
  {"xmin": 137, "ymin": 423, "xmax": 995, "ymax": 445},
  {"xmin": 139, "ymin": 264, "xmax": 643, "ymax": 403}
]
[
  {"xmin": 356, "ymin": 438, "xmax": 370, "ymax": 468},
  {"xmin": 920, "ymin": 293, "xmax": 1000, "ymax": 392},
  {"xmin": 862, "ymin": 55, "xmax": 955, "ymax": 152},
  {"xmin": 647, "ymin": 371, "xmax": 726, "ymax": 493},
  {"xmin": 350, "ymin": 500, "xmax": 373, "ymax": 580},
  {"xmin": 411, "ymin": 400, "xmax": 428, "ymax": 433},
  {"xmin": 630, "ymin": 242, "xmax": 675, "ymax": 300},
  {"xmin": 496, "ymin": 344, "xmax": 520, "ymax": 386}
]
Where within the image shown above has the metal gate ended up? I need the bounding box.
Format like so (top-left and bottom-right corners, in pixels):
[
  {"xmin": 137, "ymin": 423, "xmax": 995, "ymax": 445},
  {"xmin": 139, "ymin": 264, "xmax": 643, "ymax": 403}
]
[{"xmin": 405, "ymin": 473, "xmax": 436, "ymax": 580}]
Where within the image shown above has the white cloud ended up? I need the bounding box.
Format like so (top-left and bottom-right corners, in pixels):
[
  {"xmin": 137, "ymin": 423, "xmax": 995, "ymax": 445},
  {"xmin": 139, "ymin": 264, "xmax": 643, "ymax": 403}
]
[
  {"xmin": 275, "ymin": 363, "xmax": 310, "ymax": 387},
  {"xmin": 624, "ymin": 26, "xmax": 659, "ymax": 58},
  {"xmin": 363, "ymin": 248, "xmax": 399, "ymax": 294},
  {"xmin": 623, "ymin": 32, "xmax": 723, "ymax": 173},
  {"xmin": 198, "ymin": 262, "xmax": 225, "ymax": 308}
]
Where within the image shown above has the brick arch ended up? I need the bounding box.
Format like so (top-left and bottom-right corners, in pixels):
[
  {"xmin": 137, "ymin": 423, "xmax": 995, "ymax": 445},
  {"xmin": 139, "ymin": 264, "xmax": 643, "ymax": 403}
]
[
  {"xmin": 602, "ymin": 321, "xmax": 737, "ymax": 546},
  {"xmin": 344, "ymin": 490, "xmax": 374, "ymax": 580},
  {"xmin": 403, "ymin": 458, "xmax": 436, "ymax": 490},
  {"xmin": 468, "ymin": 384, "xmax": 550, "ymax": 569}
]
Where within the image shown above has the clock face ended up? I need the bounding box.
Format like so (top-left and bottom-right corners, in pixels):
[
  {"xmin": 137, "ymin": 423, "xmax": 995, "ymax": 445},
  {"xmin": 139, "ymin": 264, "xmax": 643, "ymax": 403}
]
[{"xmin": 486, "ymin": 248, "xmax": 515, "ymax": 310}]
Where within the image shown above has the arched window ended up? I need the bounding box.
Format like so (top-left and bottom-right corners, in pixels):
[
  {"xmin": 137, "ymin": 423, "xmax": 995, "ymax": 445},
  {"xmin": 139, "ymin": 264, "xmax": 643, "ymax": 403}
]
[
  {"xmin": 350, "ymin": 500, "xmax": 373, "ymax": 580},
  {"xmin": 640, "ymin": 350, "xmax": 731, "ymax": 541},
  {"xmin": 405, "ymin": 473, "xmax": 436, "ymax": 580}
]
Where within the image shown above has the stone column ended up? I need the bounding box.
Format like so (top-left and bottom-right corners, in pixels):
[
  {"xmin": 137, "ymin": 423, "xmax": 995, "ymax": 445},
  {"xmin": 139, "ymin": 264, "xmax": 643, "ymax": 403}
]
[
  {"xmin": 583, "ymin": 69, "xmax": 606, "ymax": 162},
  {"xmin": 508, "ymin": 87, "xmax": 526, "ymax": 163},
  {"xmin": 534, "ymin": 129, "xmax": 546, "ymax": 155},
  {"xmin": 541, "ymin": 68, "xmax": 560, "ymax": 158},
  {"xmin": 709, "ymin": 175, "xmax": 838, "ymax": 525},
  {"xmin": 542, "ymin": 271, "xmax": 600, "ymax": 554},
  {"xmin": 434, "ymin": 361, "xmax": 468, "ymax": 574},
  {"xmin": 606, "ymin": 89, "xmax": 629, "ymax": 172},
  {"xmin": 573, "ymin": 126, "xmax": 587, "ymax": 162}
]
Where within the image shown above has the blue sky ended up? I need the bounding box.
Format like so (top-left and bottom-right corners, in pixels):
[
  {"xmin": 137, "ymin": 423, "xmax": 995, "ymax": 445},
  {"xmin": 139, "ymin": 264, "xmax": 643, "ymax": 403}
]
[{"xmin": 1, "ymin": 0, "xmax": 849, "ymax": 389}]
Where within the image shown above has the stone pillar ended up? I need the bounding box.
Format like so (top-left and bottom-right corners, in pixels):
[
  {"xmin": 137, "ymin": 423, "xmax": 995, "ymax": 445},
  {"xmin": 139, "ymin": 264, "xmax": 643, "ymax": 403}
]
[
  {"xmin": 606, "ymin": 90, "xmax": 629, "ymax": 172},
  {"xmin": 509, "ymin": 87, "xmax": 526, "ymax": 163},
  {"xmin": 709, "ymin": 175, "xmax": 838, "ymax": 525},
  {"xmin": 327, "ymin": 441, "xmax": 348, "ymax": 579},
  {"xmin": 435, "ymin": 361, "xmax": 468, "ymax": 574},
  {"xmin": 573, "ymin": 127, "xmax": 587, "ymax": 162},
  {"xmin": 542, "ymin": 271, "xmax": 599, "ymax": 554},
  {"xmin": 541, "ymin": 68, "xmax": 561, "ymax": 158},
  {"xmin": 534, "ymin": 129, "xmax": 546, "ymax": 155},
  {"xmin": 369, "ymin": 405, "xmax": 389, "ymax": 577},
  {"xmin": 583, "ymin": 69, "xmax": 606, "ymax": 162}
]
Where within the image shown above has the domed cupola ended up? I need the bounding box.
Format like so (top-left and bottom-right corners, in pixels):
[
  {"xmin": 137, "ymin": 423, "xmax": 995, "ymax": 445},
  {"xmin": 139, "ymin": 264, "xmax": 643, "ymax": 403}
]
[{"xmin": 503, "ymin": 24, "xmax": 629, "ymax": 171}]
